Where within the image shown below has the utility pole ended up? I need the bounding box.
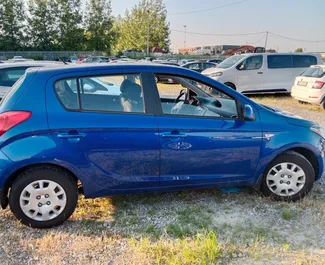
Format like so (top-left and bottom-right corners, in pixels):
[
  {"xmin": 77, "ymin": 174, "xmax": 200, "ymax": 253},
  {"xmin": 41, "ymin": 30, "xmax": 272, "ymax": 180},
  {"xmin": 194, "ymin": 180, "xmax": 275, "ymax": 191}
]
[
  {"xmin": 264, "ymin": 31, "xmax": 269, "ymax": 50},
  {"xmin": 183, "ymin": 25, "xmax": 187, "ymax": 50},
  {"xmin": 146, "ymin": 10, "xmax": 150, "ymax": 56}
]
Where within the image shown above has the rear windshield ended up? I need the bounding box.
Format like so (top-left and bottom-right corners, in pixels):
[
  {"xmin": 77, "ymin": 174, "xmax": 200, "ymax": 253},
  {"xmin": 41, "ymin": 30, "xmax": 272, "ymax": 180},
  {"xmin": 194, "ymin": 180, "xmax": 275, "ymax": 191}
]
[
  {"xmin": 0, "ymin": 74, "xmax": 25, "ymax": 106},
  {"xmin": 301, "ymin": 67, "xmax": 325, "ymax": 78}
]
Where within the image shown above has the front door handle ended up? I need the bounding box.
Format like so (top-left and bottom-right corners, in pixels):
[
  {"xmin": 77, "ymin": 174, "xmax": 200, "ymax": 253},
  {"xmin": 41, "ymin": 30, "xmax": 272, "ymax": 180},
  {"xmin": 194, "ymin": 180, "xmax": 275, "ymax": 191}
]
[
  {"xmin": 161, "ymin": 132, "xmax": 187, "ymax": 139},
  {"xmin": 257, "ymin": 72, "xmax": 263, "ymax": 74}
]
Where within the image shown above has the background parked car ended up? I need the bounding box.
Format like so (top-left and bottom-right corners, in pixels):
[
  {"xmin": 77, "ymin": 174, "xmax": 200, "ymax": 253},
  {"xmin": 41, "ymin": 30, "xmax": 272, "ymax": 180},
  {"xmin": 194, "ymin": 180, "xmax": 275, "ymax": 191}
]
[
  {"xmin": 0, "ymin": 62, "xmax": 63, "ymax": 99},
  {"xmin": 182, "ymin": 62, "xmax": 217, "ymax": 73},
  {"xmin": 207, "ymin": 58, "xmax": 223, "ymax": 64},
  {"xmin": 83, "ymin": 56, "xmax": 110, "ymax": 63},
  {"xmin": 202, "ymin": 53, "xmax": 322, "ymax": 93},
  {"xmin": 291, "ymin": 65, "xmax": 325, "ymax": 110}
]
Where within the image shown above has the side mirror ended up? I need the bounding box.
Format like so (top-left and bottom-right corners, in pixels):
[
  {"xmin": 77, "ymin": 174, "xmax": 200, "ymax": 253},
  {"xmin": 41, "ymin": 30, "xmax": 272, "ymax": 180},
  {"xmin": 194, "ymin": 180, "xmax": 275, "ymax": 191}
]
[{"xmin": 244, "ymin": 105, "xmax": 255, "ymax": 121}]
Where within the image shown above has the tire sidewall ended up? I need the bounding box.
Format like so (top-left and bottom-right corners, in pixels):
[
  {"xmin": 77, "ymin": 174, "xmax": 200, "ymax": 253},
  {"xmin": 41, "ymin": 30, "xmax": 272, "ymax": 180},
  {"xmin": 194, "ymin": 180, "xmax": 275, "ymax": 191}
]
[
  {"xmin": 9, "ymin": 167, "xmax": 78, "ymax": 228},
  {"xmin": 261, "ymin": 152, "xmax": 315, "ymax": 201}
]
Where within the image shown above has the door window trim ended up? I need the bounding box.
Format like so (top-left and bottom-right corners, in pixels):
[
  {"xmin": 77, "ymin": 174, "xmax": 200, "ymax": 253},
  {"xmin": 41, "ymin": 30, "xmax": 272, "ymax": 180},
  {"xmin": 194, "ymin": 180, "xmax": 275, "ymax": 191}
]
[
  {"xmin": 150, "ymin": 73, "xmax": 244, "ymax": 121},
  {"xmin": 52, "ymin": 72, "xmax": 153, "ymax": 116}
]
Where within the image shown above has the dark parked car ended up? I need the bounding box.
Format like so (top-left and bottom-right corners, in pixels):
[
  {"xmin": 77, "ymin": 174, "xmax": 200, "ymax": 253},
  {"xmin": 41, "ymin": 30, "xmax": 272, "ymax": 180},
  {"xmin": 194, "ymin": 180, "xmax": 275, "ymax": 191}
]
[
  {"xmin": 0, "ymin": 63, "xmax": 324, "ymax": 228},
  {"xmin": 207, "ymin": 59, "xmax": 223, "ymax": 64},
  {"xmin": 182, "ymin": 62, "xmax": 217, "ymax": 73}
]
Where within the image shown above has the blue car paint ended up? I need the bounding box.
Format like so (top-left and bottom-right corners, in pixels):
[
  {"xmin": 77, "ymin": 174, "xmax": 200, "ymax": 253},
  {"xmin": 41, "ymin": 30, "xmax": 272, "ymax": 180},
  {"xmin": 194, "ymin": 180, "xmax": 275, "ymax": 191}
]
[{"xmin": 0, "ymin": 64, "xmax": 324, "ymax": 203}]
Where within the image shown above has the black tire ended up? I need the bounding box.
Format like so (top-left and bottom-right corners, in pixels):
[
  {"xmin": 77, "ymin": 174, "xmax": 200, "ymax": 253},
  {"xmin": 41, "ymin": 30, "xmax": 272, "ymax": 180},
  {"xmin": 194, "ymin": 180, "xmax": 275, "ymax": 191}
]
[
  {"xmin": 320, "ymin": 100, "xmax": 325, "ymax": 111},
  {"xmin": 260, "ymin": 151, "xmax": 314, "ymax": 202},
  {"xmin": 224, "ymin": 82, "xmax": 236, "ymax": 90},
  {"xmin": 9, "ymin": 166, "xmax": 78, "ymax": 228}
]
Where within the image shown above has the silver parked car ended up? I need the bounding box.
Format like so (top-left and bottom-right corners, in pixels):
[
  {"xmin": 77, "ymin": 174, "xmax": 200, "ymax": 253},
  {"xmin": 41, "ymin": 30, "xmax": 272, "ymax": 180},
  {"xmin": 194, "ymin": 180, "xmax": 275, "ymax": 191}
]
[{"xmin": 0, "ymin": 61, "xmax": 63, "ymax": 99}]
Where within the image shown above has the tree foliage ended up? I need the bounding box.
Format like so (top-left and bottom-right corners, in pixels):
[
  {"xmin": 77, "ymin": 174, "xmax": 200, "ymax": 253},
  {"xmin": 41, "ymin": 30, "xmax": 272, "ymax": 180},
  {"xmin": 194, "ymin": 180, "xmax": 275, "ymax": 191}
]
[
  {"xmin": 114, "ymin": 0, "xmax": 170, "ymax": 52},
  {"xmin": 295, "ymin": 48, "xmax": 303, "ymax": 53},
  {"xmin": 28, "ymin": 0, "xmax": 59, "ymax": 50},
  {"xmin": 0, "ymin": 0, "xmax": 170, "ymax": 53},
  {"xmin": 0, "ymin": 0, "xmax": 27, "ymax": 50},
  {"xmin": 84, "ymin": 0, "xmax": 114, "ymax": 54}
]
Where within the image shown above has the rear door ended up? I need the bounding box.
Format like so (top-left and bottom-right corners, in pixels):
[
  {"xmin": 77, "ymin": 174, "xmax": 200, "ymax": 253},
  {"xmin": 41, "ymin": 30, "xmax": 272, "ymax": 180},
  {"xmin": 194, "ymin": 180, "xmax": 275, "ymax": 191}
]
[{"xmin": 46, "ymin": 71, "xmax": 160, "ymax": 196}]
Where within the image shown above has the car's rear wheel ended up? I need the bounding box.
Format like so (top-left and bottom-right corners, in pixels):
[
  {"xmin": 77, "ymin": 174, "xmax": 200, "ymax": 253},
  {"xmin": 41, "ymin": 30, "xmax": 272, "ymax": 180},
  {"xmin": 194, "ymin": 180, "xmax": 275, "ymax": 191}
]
[
  {"xmin": 9, "ymin": 166, "xmax": 78, "ymax": 228},
  {"xmin": 260, "ymin": 151, "xmax": 314, "ymax": 201}
]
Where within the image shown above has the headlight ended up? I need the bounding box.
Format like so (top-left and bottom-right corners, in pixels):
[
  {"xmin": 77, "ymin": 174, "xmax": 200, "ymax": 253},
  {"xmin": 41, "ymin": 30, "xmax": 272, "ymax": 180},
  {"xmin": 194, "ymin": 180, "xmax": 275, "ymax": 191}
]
[
  {"xmin": 210, "ymin": 72, "xmax": 223, "ymax": 77},
  {"xmin": 310, "ymin": 125, "xmax": 325, "ymax": 139}
]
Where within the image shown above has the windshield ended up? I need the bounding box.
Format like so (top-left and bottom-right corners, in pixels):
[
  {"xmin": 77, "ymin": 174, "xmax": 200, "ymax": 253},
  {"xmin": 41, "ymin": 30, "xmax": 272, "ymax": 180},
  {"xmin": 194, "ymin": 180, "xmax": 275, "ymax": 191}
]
[
  {"xmin": 217, "ymin": 55, "xmax": 246, "ymax": 69},
  {"xmin": 301, "ymin": 67, "xmax": 325, "ymax": 78}
]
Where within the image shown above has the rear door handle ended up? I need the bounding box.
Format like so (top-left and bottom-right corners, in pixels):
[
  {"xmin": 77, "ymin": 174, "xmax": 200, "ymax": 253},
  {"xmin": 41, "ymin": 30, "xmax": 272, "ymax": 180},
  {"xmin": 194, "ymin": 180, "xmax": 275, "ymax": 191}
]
[
  {"xmin": 257, "ymin": 72, "xmax": 263, "ymax": 74},
  {"xmin": 57, "ymin": 132, "xmax": 86, "ymax": 139}
]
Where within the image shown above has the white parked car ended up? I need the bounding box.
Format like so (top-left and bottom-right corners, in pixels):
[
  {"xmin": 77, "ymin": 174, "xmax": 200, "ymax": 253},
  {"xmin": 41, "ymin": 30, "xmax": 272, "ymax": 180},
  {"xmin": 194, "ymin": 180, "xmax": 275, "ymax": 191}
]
[
  {"xmin": 0, "ymin": 62, "xmax": 63, "ymax": 98},
  {"xmin": 202, "ymin": 53, "xmax": 322, "ymax": 94},
  {"xmin": 291, "ymin": 65, "xmax": 325, "ymax": 110}
]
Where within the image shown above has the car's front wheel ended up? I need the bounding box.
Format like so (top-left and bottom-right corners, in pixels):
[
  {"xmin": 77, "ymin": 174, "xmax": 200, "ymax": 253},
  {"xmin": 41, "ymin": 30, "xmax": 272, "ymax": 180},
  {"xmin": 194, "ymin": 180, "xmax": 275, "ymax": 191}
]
[
  {"xmin": 9, "ymin": 166, "xmax": 78, "ymax": 228},
  {"xmin": 261, "ymin": 151, "xmax": 314, "ymax": 201}
]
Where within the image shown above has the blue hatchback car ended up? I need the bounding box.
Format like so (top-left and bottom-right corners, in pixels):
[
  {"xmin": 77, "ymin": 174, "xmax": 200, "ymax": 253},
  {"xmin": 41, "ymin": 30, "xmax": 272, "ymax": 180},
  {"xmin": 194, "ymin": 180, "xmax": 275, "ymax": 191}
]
[{"xmin": 0, "ymin": 64, "xmax": 324, "ymax": 228}]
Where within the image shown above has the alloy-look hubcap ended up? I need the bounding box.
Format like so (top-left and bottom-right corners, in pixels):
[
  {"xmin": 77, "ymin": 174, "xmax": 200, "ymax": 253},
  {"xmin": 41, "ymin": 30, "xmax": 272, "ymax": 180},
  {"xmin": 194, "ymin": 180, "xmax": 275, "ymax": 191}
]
[
  {"xmin": 19, "ymin": 180, "xmax": 67, "ymax": 221},
  {"xmin": 266, "ymin": 163, "xmax": 306, "ymax": 196}
]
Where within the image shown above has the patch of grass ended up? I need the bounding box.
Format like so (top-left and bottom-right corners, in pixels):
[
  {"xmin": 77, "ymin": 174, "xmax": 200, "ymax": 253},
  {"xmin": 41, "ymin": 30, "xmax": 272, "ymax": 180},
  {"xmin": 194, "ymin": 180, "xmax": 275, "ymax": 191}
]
[
  {"xmin": 147, "ymin": 208, "xmax": 157, "ymax": 217},
  {"xmin": 176, "ymin": 205, "xmax": 213, "ymax": 231},
  {"xmin": 129, "ymin": 231, "xmax": 221, "ymax": 265},
  {"xmin": 166, "ymin": 224, "xmax": 191, "ymax": 238},
  {"xmin": 282, "ymin": 208, "xmax": 299, "ymax": 221}
]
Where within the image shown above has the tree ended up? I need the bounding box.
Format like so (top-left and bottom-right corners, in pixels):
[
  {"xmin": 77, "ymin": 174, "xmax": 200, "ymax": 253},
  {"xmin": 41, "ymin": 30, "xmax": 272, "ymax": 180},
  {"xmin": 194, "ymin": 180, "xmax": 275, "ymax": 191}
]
[
  {"xmin": 57, "ymin": 0, "xmax": 84, "ymax": 50},
  {"xmin": 115, "ymin": 0, "xmax": 170, "ymax": 53},
  {"xmin": 0, "ymin": 0, "xmax": 27, "ymax": 50},
  {"xmin": 295, "ymin": 48, "xmax": 303, "ymax": 53},
  {"xmin": 84, "ymin": 0, "xmax": 114, "ymax": 54},
  {"xmin": 28, "ymin": 0, "xmax": 59, "ymax": 51}
]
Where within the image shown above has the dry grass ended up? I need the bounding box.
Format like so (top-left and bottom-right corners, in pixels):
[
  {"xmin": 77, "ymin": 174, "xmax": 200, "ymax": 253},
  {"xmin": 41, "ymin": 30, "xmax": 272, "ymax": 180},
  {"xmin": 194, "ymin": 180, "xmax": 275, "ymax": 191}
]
[{"xmin": 250, "ymin": 94, "xmax": 322, "ymax": 112}]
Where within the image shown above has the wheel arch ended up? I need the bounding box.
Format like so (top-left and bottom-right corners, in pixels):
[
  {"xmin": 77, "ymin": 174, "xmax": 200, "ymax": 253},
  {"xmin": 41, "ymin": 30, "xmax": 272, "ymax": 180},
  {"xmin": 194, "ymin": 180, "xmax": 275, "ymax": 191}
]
[
  {"xmin": 1, "ymin": 163, "xmax": 83, "ymax": 209},
  {"xmin": 224, "ymin": 82, "xmax": 236, "ymax": 90}
]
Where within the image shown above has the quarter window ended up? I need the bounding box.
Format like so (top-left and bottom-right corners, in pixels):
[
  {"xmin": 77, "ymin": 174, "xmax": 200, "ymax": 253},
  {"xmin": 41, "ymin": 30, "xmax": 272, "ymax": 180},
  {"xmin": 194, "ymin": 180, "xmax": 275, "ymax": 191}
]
[
  {"xmin": 267, "ymin": 55, "xmax": 292, "ymax": 69},
  {"xmin": 292, "ymin": 55, "xmax": 317, "ymax": 68},
  {"xmin": 155, "ymin": 74, "xmax": 238, "ymax": 119},
  {"xmin": 54, "ymin": 74, "xmax": 145, "ymax": 113},
  {"xmin": 0, "ymin": 67, "xmax": 28, "ymax": 86}
]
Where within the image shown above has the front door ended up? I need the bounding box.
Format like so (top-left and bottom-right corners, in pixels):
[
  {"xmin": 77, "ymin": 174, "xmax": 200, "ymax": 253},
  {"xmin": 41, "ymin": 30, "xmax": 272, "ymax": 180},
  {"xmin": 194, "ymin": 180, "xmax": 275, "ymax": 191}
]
[
  {"xmin": 236, "ymin": 55, "xmax": 264, "ymax": 93},
  {"xmin": 46, "ymin": 72, "xmax": 160, "ymax": 196},
  {"xmin": 153, "ymin": 74, "xmax": 262, "ymax": 186}
]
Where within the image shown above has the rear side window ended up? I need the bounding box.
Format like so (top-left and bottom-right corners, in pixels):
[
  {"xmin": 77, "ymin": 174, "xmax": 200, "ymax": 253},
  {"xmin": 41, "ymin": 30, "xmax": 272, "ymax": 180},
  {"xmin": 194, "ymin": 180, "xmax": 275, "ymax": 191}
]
[
  {"xmin": 0, "ymin": 67, "xmax": 28, "ymax": 86},
  {"xmin": 267, "ymin": 55, "xmax": 292, "ymax": 69},
  {"xmin": 292, "ymin": 55, "xmax": 317, "ymax": 68},
  {"xmin": 54, "ymin": 74, "xmax": 145, "ymax": 113}
]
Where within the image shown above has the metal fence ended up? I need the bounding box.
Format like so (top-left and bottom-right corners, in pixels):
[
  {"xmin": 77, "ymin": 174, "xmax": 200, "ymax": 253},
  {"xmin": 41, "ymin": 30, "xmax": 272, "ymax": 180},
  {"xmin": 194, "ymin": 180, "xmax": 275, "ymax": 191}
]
[{"xmin": 0, "ymin": 51, "xmax": 103, "ymax": 60}]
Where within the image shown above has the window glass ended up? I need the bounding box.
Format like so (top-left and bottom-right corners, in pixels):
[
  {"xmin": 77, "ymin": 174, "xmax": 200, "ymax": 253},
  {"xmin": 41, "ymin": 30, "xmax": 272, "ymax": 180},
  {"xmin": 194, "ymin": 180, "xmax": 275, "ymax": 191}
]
[
  {"xmin": 203, "ymin": 63, "xmax": 216, "ymax": 70},
  {"xmin": 301, "ymin": 67, "xmax": 324, "ymax": 78},
  {"xmin": 155, "ymin": 74, "xmax": 238, "ymax": 119},
  {"xmin": 55, "ymin": 79, "xmax": 79, "ymax": 110},
  {"xmin": 292, "ymin": 55, "xmax": 317, "ymax": 68},
  {"xmin": 267, "ymin": 55, "xmax": 292, "ymax": 69},
  {"xmin": 187, "ymin": 63, "xmax": 201, "ymax": 71},
  {"xmin": 0, "ymin": 67, "xmax": 28, "ymax": 86},
  {"xmin": 238, "ymin": 55, "xmax": 263, "ymax": 70},
  {"xmin": 55, "ymin": 74, "xmax": 145, "ymax": 113}
]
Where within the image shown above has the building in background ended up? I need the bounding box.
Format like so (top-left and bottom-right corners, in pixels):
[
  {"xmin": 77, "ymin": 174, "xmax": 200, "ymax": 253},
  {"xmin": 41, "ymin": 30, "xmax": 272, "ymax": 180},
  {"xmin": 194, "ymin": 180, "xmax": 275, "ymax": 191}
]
[{"xmin": 178, "ymin": 44, "xmax": 241, "ymax": 55}]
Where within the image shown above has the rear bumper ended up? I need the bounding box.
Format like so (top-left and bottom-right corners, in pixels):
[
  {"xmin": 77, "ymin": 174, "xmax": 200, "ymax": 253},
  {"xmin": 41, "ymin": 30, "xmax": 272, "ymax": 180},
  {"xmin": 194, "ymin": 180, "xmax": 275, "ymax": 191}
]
[{"xmin": 291, "ymin": 85, "xmax": 325, "ymax": 105}]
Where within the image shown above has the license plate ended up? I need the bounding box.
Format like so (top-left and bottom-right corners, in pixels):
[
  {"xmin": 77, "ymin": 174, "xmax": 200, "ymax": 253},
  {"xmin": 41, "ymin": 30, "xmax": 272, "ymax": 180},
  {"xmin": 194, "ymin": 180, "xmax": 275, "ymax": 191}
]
[{"xmin": 298, "ymin": 81, "xmax": 307, "ymax": 86}]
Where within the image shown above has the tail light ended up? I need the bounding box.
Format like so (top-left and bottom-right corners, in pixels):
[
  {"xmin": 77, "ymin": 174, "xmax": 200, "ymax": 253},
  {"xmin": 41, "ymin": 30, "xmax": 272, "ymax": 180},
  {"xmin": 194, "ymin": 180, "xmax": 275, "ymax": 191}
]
[
  {"xmin": 0, "ymin": 111, "xmax": 31, "ymax": 136},
  {"xmin": 312, "ymin": 81, "xmax": 325, "ymax": 89}
]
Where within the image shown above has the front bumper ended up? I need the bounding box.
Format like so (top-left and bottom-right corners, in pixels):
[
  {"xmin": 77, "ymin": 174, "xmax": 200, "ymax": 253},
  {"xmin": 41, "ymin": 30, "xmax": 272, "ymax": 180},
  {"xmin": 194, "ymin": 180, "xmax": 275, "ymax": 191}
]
[{"xmin": 291, "ymin": 85, "xmax": 324, "ymax": 105}]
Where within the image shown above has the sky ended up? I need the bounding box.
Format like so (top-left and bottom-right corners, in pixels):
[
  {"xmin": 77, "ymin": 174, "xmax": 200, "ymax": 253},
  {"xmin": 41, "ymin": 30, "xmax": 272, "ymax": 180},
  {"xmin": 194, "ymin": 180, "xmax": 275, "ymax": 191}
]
[{"xmin": 111, "ymin": 0, "xmax": 325, "ymax": 53}]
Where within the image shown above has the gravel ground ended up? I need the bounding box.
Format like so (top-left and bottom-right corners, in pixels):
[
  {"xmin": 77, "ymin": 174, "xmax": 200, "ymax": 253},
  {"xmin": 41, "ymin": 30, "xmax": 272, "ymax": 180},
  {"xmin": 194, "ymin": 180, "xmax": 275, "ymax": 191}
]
[{"xmin": 0, "ymin": 96, "xmax": 325, "ymax": 265}]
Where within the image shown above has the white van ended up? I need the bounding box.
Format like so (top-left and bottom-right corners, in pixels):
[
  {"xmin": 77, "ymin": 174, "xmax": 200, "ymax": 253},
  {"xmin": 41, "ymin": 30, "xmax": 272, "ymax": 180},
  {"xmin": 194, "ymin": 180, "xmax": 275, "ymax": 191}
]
[{"xmin": 202, "ymin": 53, "xmax": 322, "ymax": 94}]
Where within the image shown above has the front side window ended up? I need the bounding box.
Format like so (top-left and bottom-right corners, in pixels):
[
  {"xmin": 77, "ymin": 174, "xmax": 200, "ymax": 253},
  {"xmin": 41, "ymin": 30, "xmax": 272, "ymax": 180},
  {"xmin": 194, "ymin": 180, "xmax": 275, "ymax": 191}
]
[
  {"xmin": 217, "ymin": 55, "xmax": 246, "ymax": 69},
  {"xmin": 0, "ymin": 67, "xmax": 28, "ymax": 86},
  {"xmin": 267, "ymin": 55, "xmax": 292, "ymax": 69},
  {"xmin": 54, "ymin": 74, "xmax": 144, "ymax": 113},
  {"xmin": 155, "ymin": 74, "xmax": 238, "ymax": 119},
  {"xmin": 292, "ymin": 55, "xmax": 317, "ymax": 68},
  {"xmin": 237, "ymin": 55, "xmax": 263, "ymax": 70}
]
